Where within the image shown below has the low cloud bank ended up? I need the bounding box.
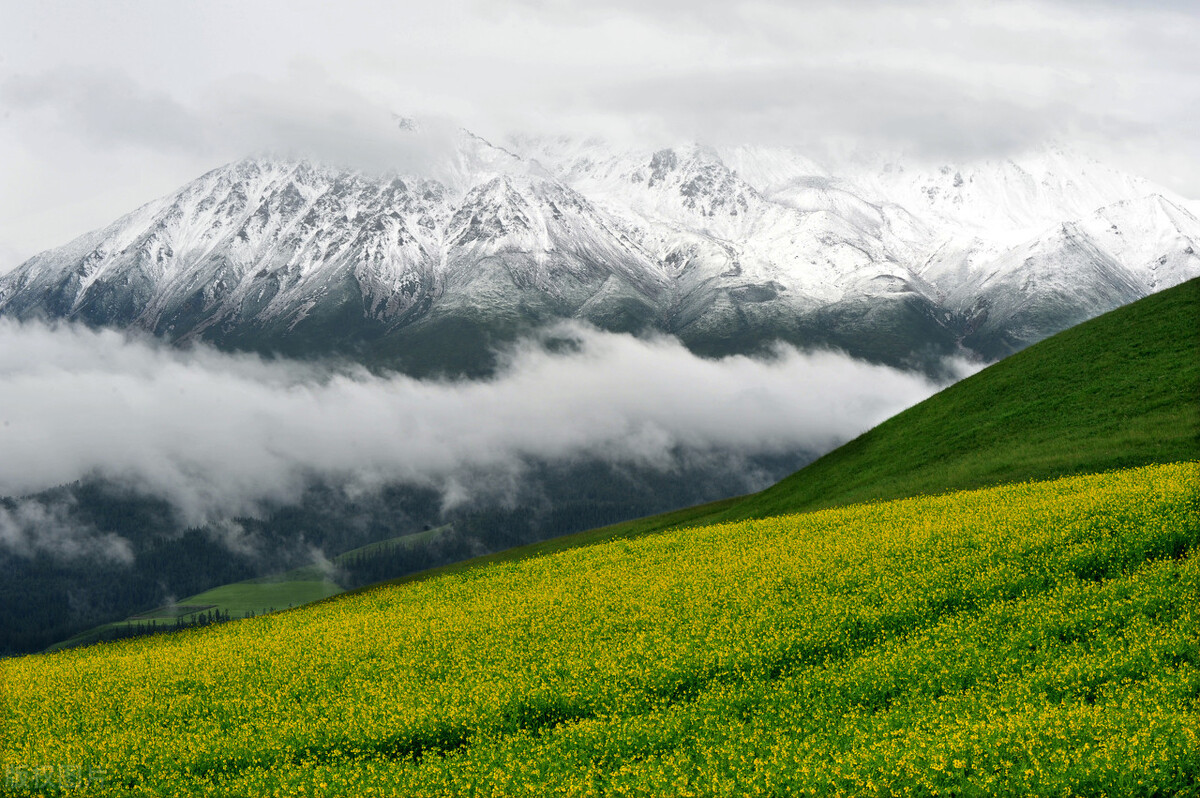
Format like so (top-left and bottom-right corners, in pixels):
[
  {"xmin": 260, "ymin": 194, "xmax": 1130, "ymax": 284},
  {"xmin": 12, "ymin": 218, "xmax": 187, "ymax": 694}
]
[
  {"xmin": 0, "ymin": 321, "xmax": 972, "ymax": 542},
  {"xmin": 0, "ymin": 497, "xmax": 134, "ymax": 563}
]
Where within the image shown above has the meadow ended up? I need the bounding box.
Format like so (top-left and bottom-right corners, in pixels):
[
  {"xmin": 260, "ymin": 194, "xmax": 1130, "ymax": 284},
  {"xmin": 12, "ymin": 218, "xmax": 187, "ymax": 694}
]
[
  {"xmin": 44, "ymin": 528, "xmax": 457, "ymax": 653},
  {"xmin": 3, "ymin": 461, "xmax": 1197, "ymax": 797}
]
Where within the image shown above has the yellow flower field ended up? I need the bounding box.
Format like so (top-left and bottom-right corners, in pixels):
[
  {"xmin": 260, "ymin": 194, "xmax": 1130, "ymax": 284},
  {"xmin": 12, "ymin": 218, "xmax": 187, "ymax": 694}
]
[{"xmin": 3, "ymin": 462, "xmax": 1198, "ymax": 796}]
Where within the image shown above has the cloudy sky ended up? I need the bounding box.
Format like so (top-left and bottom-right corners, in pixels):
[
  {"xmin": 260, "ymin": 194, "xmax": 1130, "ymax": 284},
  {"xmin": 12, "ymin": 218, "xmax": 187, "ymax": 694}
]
[{"xmin": 1, "ymin": 0, "xmax": 1197, "ymax": 272}]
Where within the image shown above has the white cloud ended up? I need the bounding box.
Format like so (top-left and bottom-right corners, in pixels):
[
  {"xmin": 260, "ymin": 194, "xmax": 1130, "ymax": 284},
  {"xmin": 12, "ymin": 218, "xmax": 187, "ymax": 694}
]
[
  {"xmin": 0, "ymin": 497, "xmax": 134, "ymax": 563},
  {"xmin": 2, "ymin": 67, "xmax": 204, "ymax": 152},
  {"xmin": 0, "ymin": 320, "xmax": 963, "ymax": 529}
]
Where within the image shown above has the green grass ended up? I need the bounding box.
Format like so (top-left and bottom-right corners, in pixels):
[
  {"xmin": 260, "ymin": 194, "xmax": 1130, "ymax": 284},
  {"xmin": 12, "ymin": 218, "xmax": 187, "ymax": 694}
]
[
  {"xmin": 176, "ymin": 579, "xmax": 343, "ymax": 617},
  {"xmin": 719, "ymin": 276, "xmax": 1200, "ymax": 521},
  {"xmin": 337, "ymin": 496, "xmax": 746, "ymax": 596},
  {"xmin": 44, "ymin": 576, "xmax": 344, "ymax": 653},
  {"xmin": 331, "ymin": 525, "xmax": 450, "ymax": 563},
  {"xmin": 45, "ymin": 528, "xmax": 455, "ymax": 652}
]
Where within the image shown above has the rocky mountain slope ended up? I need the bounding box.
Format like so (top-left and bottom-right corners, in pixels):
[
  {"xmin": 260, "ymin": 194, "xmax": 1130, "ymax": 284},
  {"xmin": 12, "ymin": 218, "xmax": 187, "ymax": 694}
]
[{"xmin": 2, "ymin": 127, "xmax": 1196, "ymax": 374}]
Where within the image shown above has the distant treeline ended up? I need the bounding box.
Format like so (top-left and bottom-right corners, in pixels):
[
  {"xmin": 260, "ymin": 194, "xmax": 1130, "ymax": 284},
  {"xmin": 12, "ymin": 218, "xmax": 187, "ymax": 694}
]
[
  {"xmin": 90, "ymin": 609, "xmax": 239, "ymax": 645},
  {"xmin": 1, "ymin": 451, "xmax": 811, "ymax": 655}
]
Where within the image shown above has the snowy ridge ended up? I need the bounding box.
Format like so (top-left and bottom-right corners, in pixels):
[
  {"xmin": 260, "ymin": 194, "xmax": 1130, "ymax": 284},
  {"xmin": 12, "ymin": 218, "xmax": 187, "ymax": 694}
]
[{"xmin": 1, "ymin": 129, "xmax": 1196, "ymax": 372}]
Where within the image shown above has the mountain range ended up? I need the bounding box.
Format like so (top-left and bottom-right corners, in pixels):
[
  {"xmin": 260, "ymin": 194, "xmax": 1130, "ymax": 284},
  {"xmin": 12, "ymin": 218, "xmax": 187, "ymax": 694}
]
[{"xmin": 2, "ymin": 125, "xmax": 1197, "ymax": 373}]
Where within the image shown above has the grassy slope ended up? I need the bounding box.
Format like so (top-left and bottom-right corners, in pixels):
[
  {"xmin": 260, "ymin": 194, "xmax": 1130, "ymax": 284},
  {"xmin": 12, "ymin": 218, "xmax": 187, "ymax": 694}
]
[
  {"xmin": 45, "ymin": 528, "xmax": 453, "ymax": 652},
  {"xmin": 177, "ymin": 578, "xmax": 342, "ymax": 616},
  {"xmin": 356, "ymin": 277, "xmax": 1200, "ymax": 592},
  {"xmin": 44, "ymin": 576, "xmax": 345, "ymax": 653},
  {"xmin": 719, "ymin": 276, "xmax": 1200, "ymax": 521},
  {"xmin": 7, "ymin": 464, "xmax": 1197, "ymax": 796},
  {"xmin": 341, "ymin": 495, "xmax": 747, "ymax": 595}
]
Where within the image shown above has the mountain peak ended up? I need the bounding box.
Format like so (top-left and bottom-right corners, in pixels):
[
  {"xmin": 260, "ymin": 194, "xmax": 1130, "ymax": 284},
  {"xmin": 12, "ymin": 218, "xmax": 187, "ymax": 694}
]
[{"xmin": 1, "ymin": 136, "xmax": 1194, "ymax": 375}]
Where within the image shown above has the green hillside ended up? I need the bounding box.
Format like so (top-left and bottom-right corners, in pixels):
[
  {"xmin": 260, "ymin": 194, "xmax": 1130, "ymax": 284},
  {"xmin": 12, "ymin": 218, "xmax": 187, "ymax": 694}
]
[
  {"xmin": 6, "ymin": 464, "xmax": 1197, "ymax": 796},
  {"xmin": 721, "ymin": 276, "xmax": 1200, "ymax": 521},
  {"xmin": 356, "ymin": 278, "xmax": 1200, "ymax": 591},
  {"xmin": 45, "ymin": 528, "xmax": 453, "ymax": 652}
]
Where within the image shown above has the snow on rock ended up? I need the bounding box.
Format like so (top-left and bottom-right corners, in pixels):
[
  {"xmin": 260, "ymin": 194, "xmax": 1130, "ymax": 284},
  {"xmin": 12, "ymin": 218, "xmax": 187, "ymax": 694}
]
[{"xmin": 1, "ymin": 130, "xmax": 1195, "ymax": 368}]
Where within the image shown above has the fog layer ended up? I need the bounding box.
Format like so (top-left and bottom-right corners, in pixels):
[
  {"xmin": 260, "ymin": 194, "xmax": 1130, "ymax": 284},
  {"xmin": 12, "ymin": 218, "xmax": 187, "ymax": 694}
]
[{"xmin": 0, "ymin": 321, "xmax": 969, "ymax": 529}]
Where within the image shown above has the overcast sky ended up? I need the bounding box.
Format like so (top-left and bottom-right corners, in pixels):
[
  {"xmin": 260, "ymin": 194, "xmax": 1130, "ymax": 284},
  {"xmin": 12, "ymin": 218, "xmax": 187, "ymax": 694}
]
[{"xmin": 1, "ymin": 0, "xmax": 1197, "ymax": 272}]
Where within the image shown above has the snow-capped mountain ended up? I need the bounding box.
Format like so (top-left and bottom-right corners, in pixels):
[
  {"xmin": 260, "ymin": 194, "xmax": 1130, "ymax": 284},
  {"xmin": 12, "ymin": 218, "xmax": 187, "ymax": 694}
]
[{"xmin": 2, "ymin": 127, "xmax": 1196, "ymax": 374}]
